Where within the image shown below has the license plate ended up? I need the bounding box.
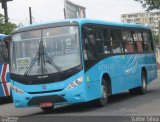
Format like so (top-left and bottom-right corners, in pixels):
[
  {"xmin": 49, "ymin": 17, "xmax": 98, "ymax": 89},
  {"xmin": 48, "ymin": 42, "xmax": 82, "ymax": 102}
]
[{"xmin": 40, "ymin": 102, "xmax": 53, "ymax": 108}]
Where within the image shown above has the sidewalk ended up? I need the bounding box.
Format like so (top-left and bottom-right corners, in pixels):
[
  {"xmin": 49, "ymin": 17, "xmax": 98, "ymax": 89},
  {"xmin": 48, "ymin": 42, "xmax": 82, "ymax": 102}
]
[{"xmin": 157, "ymin": 70, "xmax": 160, "ymax": 78}]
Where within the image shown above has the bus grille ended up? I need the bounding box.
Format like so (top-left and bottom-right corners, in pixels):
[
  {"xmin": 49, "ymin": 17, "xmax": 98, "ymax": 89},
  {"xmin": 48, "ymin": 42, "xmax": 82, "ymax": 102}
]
[
  {"xmin": 27, "ymin": 95, "xmax": 67, "ymax": 106},
  {"xmin": 27, "ymin": 89, "xmax": 63, "ymax": 94}
]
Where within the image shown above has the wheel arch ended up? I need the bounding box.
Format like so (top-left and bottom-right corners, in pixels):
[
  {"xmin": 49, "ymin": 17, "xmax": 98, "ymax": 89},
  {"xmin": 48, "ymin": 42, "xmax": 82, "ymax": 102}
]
[
  {"xmin": 101, "ymin": 73, "xmax": 112, "ymax": 96},
  {"xmin": 141, "ymin": 67, "xmax": 148, "ymax": 83}
]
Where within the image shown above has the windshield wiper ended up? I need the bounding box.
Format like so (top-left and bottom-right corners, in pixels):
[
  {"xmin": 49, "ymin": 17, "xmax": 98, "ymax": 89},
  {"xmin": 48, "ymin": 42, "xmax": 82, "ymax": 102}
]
[
  {"xmin": 24, "ymin": 35, "xmax": 61, "ymax": 76},
  {"xmin": 24, "ymin": 48, "xmax": 40, "ymax": 76},
  {"xmin": 39, "ymin": 39, "xmax": 61, "ymax": 73},
  {"xmin": 44, "ymin": 51, "xmax": 61, "ymax": 72},
  {"xmin": 24, "ymin": 40, "xmax": 43, "ymax": 76}
]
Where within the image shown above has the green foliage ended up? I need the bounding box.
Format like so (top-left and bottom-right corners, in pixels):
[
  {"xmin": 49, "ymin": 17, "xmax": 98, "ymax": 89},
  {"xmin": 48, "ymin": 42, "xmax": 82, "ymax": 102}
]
[
  {"xmin": 153, "ymin": 34, "xmax": 159, "ymax": 44},
  {"xmin": 0, "ymin": 13, "xmax": 16, "ymax": 35},
  {"xmin": 135, "ymin": 0, "xmax": 160, "ymax": 10}
]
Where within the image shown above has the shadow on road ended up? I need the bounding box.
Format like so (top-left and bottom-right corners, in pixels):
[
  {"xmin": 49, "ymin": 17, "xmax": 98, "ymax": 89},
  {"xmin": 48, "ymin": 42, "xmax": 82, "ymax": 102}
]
[
  {"xmin": 27, "ymin": 90, "xmax": 157, "ymax": 116},
  {"xmin": 13, "ymin": 79, "xmax": 158, "ymax": 116},
  {"xmin": 108, "ymin": 89, "xmax": 156, "ymax": 104},
  {"xmin": 28, "ymin": 102, "xmax": 101, "ymax": 116},
  {"xmin": 0, "ymin": 97, "xmax": 12, "ymax": 105}
]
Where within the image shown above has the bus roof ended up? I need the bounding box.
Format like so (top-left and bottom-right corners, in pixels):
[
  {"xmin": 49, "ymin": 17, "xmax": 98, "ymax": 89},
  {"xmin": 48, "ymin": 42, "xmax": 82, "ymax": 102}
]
[
  {"xmin": 13, "ymin": 18, "xmax": 150, "ymax": 33},
  {"xmin": 0, "ymin": 34, "xmax": 7, "ymax": 41},
  {"xmin": 77, "ymin": 18, "xmax": 150, "ymax": 29}
]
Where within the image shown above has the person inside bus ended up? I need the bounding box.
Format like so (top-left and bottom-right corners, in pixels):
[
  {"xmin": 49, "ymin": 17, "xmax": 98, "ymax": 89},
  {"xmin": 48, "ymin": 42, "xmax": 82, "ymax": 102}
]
[
  {"xmin": 110, "ymin": 30, "xmax": 122, "ymax": 53},
  {"xmin": 83, "ymin": 33, "xmax": 97, "ymax": 69},
  {"xmin": 110, "ymin": 37, "xmax": 121, "ymax": 53},
  {"xmin": 88, "ymin": 34, "xmax": 96, "ymax": 60},
  {"xmin": 0, "ymin": 41, "xmax": 8, "ymax": 63}
]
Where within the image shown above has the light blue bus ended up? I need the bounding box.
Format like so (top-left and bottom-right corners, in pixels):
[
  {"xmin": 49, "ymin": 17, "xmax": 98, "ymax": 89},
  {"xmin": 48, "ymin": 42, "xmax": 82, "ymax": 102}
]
[
  {"xmin": 0, "ymin": 34, "xmax": 10, "ymax": 101},
  {"xmin": 10, "ymin": 19, "xmax": 157, "ymax": 111}
]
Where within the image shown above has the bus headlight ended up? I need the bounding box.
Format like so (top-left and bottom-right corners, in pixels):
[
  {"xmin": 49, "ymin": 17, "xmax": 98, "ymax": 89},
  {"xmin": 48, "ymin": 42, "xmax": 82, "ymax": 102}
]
[
  {"xmin": 10, "ymin": 85, "xmax": 24, "ymax": 94},
  {"xmin": 67, "ymin": 76, "xmax": 83, "ymax": 90}
]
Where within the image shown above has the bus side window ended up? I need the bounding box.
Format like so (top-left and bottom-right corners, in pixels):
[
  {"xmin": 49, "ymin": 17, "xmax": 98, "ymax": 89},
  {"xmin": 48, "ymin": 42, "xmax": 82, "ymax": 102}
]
[
  {"xmin": 83, "ymin": 26, "xmax": 96, "ymax": 69},
  {"xmin": 94, "ymin": 27, "xmax": 110, "ymax": 55},
  {"xmin": 0, "ymin": 41, "xmax": 8, "ymax": 63},
  {"xmin": 133, "ymin": 31, "xmax": 143, "ymax": 52},
  {"xmin": 4, "ymin": 38, "xmax": 10, "ymax": 63},
  {"xmin": 122, "ymin": 31, "xmax": 135, "ymax": 53},
  {"xmin": 143, "ymin": 31, "xmax": 154, "ymax": 52},
  {"xmin": 148, "ymin": 31, "xmax": 154, "ymax": 51},
  {"xmin": 110, "ymin": 29, "xmax": 122, "ymax": 53}
]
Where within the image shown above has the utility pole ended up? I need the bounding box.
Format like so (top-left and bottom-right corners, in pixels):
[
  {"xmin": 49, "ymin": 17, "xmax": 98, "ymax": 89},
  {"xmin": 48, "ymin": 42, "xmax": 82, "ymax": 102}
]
[
  {"xmin": 29, "ymin": 7, "xmax": 32, "ymax": 25},
  {"xmin": 159, "ymin": 21, "xmax": 160, "ymax": 45},
  {"xmin": 64, "ymin": 0, "xmax": 66, "ymax": 19},
  {"xmin": 0, "ymin": 0, "xmax": 13, "ymax": 23}
]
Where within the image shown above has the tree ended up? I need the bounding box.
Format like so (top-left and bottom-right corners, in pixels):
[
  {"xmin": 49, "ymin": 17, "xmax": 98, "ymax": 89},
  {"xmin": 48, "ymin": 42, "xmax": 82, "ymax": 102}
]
[
  {"xmin": 0, "ymin": 13, "xmax": 16, "ymax": 35},
  {"xmin": 153, "ymin": 34, "xmax": 159, "ymax": 44},
  {"xmin": 135, "ymin": 0, "xmax": 160, "ymax": 11}
]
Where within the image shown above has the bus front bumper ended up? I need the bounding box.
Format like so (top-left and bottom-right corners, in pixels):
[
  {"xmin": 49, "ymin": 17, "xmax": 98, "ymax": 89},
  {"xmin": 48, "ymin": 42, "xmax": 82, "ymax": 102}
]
[{"xmin": 12, "ymin": 82, "xmax": 87, "ymax": 108}]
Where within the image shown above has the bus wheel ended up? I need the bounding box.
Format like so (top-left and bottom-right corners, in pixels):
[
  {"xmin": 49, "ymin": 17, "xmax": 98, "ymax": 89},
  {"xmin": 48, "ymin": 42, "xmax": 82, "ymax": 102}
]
[
  {"xmin": 0, "ymin": 98, "xmax": 2, "ymax": 104},
  {"xmin": 139, "ymin": 71, "xmax": 147, "ymax": 94},
  {"xmin": 95, "ymin": 79, "xmax": 108, "ymax": 107},
  {"xmin": 41, "ymin": 106, "xmax": 54, "ymax": 112},
  {"xmin": 129, "ymin": 71, "xmax": 147, "ymax": 95},
  {"xmin": 10, "ymin": 90, "xmax": 13, "ymax": 102}
]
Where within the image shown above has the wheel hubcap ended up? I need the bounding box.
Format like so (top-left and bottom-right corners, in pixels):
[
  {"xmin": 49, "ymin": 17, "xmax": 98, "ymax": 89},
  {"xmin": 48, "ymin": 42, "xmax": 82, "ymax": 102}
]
[
  {"xmin": 102, "ymin": 85, "xmax": 107, "ymax": 99},
  {"xmin": 142, "ymin": 77, "xmax": 146, "ymax": 90}
]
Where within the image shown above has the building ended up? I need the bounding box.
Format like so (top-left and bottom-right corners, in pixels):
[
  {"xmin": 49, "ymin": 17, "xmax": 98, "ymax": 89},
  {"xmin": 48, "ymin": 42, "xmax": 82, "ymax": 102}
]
[{"xmin": 121, "ymin": 11, "xmax": 160, "ymax": 36}]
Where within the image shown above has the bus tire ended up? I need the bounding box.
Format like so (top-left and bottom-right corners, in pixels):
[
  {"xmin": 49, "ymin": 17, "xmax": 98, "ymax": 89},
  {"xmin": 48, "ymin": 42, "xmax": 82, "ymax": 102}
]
[
  {"xmin": 129, "ymin": 71, "xmax": 147, "ymax": 95},
  {"xmin": 10, "ymin": 90, "xmax": 13, "ymax": 102},
  {"xmin": 95, "ymin": 79, "xmax": 108, "ymax": 107},
  {"xmin": 0, "ymin": 97, "xmax": 2, "ymax": 104},
  {"xmin": 41, "ymin": 106, "xmax": 54, "ymax": 112}
]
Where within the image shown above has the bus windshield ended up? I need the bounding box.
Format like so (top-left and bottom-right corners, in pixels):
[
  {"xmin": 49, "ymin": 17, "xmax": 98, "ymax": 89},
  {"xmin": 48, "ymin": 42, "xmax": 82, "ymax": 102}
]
[{"xmin": 10, "ymin": 26, "xmax": 81, "ymax": 76}]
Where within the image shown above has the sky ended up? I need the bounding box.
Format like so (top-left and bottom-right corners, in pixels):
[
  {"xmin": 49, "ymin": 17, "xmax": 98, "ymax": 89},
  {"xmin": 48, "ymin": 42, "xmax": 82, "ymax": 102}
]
[{"xmin": 0, "ymin": 0, "xmax": 146, "ymax": 25}]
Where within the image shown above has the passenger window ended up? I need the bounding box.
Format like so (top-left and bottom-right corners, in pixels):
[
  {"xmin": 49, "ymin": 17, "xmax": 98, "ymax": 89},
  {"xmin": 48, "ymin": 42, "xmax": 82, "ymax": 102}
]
[
  {"xmin": 122, "ymin": 31, "xmax": 135, "ymax": 53},
  {"xmin": 0, "ymin": 41, "xmax": 9, "ymax": 63},
  {"xmin": 133, "ymin": 32, "xmax": 143, "ymax": 52},
  {"xmin": 110, "ymin": 29, "xmax": 122, "ymax": 53},
  {"xmin": 83, "ymin": 25, "xmax": 96, "ymax": 69},
  {"xmin": 94, "ymin": 28, "xmax": 110, "ymax": 55},
  {"xmin": 143, "ymin": 31, "xmax": 154, "ymax": 52}
]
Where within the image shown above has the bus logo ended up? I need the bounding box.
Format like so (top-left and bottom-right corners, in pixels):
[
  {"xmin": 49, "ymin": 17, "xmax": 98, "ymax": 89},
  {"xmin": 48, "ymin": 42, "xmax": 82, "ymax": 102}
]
[{"xmin": 42, "ymin": 85, "xmax": 46, "ymax": 89}]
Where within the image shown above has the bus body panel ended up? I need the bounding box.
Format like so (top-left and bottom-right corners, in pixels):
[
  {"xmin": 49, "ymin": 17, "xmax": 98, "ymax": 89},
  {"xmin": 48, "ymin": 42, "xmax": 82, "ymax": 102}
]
[
  {"xmin": 0, "ymin": 64, "xmax": 10, "ymax": 97},
  {"xmin": 0, "ymin": 34, "xmax": 10, "ymax": 99},
  {"xmin": 0, "ymin": 82, "xmax": 5, "ymax": 97},
  {"xmin": 85, "ymin": 53, "xmax": 157, "ymax": 97},
  {"xmin": 11, "ymin": 71, "xmax": 89, "ymax": 107}
]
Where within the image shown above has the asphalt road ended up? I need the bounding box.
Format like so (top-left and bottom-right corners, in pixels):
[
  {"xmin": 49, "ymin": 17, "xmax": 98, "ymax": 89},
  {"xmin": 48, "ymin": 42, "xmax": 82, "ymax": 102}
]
[{"xmin": 0, "ymin": 73, "xmax": 160, "ymax": 117}]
